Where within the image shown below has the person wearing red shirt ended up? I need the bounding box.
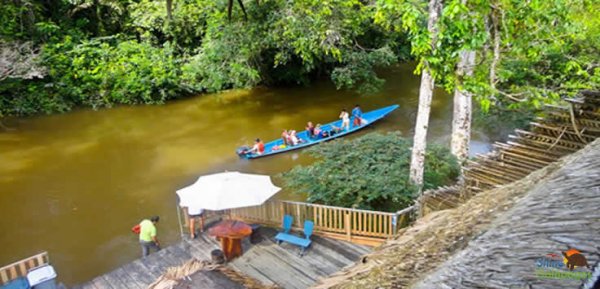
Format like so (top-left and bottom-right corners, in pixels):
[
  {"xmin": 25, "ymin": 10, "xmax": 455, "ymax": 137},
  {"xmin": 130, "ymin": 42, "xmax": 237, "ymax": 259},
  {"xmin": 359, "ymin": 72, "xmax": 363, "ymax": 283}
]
[{"xmin": 249, "ymin": 138, "xmax": 265, "ymax": 155}]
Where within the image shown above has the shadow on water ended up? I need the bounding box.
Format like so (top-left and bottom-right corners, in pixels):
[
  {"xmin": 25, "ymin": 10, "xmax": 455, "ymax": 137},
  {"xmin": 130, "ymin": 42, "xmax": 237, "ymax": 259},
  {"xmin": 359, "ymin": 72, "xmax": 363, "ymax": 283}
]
[{"xmin": 0, "ymin": 63, "xmax": 496, "ymax": 285}]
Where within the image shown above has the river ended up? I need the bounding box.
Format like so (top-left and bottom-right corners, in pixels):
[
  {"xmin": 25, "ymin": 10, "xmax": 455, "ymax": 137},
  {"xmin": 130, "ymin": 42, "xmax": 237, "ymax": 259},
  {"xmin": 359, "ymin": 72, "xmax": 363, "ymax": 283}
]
[{"xmin": 0, "ymin": 63, "xmax": 494, "ymax": 285}]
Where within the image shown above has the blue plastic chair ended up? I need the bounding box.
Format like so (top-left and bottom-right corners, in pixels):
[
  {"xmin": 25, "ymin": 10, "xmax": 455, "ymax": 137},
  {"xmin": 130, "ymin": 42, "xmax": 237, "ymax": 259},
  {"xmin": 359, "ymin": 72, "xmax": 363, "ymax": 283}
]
[
  {"xmin": 281, "ymin": 214, "xmax": 293, "ymax": 234},
  {"xmin": 274, "ymin": 219, "xmax": 314, "ymax": 256},
  {"xmin": 300, "ymin": 220, "xmax": 314, "ymax": 256}
]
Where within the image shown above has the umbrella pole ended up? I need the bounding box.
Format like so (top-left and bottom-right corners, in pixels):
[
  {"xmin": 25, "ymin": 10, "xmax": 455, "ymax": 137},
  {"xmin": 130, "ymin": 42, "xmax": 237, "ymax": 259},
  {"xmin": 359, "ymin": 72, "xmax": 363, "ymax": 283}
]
[{"xmin": 176, "ymin": 202, "xmax": 184, "ymax": 240}]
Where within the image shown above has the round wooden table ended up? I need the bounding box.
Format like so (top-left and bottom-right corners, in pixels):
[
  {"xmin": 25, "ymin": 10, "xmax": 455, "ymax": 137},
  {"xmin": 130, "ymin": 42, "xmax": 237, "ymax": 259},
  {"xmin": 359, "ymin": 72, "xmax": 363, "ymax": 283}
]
[{"xmin": 208, "ymin": 220, "xmax": 252, "ymax": 260}]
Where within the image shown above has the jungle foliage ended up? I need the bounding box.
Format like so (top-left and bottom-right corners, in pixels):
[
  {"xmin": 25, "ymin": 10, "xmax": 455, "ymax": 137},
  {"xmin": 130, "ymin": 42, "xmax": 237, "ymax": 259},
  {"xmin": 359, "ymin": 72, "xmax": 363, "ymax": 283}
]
[
  {"xmin": 0, "ymin": 0, "xmax": 406, "ymax": 116},
  {"xmin": 375, "ymin": 0, "xmax": 600, "ymax": 111},
  {"xmin": 281, "ymin": 132, "xmax": 460, "ymax": 211},
  {"xmin": 1, "ymin": 0, "xmax": 599, "ymax": 116}
]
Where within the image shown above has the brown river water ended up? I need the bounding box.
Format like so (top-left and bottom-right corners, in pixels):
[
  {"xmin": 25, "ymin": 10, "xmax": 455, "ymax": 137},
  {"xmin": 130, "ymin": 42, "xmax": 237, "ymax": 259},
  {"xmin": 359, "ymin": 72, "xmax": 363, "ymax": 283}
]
[{"xmin": 0, "ymin": 64, "xmax": 495, "ymax": 285}]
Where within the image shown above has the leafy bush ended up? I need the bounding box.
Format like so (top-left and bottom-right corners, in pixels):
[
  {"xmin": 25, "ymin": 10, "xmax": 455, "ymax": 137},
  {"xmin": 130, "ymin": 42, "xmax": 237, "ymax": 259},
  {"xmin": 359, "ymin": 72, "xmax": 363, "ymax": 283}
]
[
  {"xmin": 281, "ymin": 132, "xmax": 460, "ymax": 212},
  {"xmin": 41, "ymin": 37, "xmax": 183, "ymax": 109}
]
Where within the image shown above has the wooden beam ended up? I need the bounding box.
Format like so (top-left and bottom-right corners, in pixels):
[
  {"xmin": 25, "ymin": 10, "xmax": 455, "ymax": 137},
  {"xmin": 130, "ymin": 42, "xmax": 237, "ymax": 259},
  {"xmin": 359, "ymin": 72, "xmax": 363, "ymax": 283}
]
[{"xmin": 508, "ymin": 135, "xmax": 577, "ymax": 154}]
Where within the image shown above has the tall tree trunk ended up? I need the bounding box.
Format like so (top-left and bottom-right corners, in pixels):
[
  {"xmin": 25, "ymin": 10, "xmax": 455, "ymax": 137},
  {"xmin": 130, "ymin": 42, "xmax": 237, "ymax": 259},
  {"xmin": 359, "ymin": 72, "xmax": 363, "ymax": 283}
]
[
  {"xmin": 409, "ymin": 70, "xmax": 434, "ymax": 187},
  {"xmin": 94, "ymin": 0, "xmax": 104, "ymax": 36},
  {"xmin": 166, "ymin": 0, "xmax": 172, "ymax": 20},
  {"xmin": 451, "ymin": 50, "xmax": 475, "ymax": 162},
  {"xmin": 409, "ymin": 0, "xmax": 442, "ymax": 188}
]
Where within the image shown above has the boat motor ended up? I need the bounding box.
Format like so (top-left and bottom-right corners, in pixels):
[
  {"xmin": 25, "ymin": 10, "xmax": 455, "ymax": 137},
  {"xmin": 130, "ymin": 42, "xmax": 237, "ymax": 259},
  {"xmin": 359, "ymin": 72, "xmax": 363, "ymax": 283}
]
[{"xmin": 236, "ymin": 146, "xmax": 251, "ymax": 157}]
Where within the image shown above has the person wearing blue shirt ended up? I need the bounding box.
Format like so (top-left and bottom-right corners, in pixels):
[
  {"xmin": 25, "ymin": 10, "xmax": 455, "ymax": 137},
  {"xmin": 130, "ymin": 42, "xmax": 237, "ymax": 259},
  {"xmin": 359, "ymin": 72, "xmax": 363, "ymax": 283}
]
[{"xmin": 352, "ymin": 104, "xmax": 363, "ymax": 127}]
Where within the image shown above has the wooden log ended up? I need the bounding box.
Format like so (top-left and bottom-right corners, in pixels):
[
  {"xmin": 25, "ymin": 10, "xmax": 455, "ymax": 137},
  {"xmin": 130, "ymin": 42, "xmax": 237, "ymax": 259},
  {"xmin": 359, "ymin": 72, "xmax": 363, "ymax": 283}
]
[
  {"xmin": 505, "ymin": 141, "xmax": 567, "ymax": 157},
  {"xmin": 469, "ymin": 157, "xmax": 533, "ymax": 175},
  {"xmin": 493, "ymin": 143, "xmax": 558, "ymax": 162},
  {"xmin": 499, "ymin": 150, "xmax": 551, "ymax": 166},
  {"xmin": 468, "ymin": 165, "xmax": 524, "ymax": 183},
  {"xmin": 507, "ymin": 135, "xmax": 577, "ymax": 153},
  {"xmin": 515, "ymin": 129, "xmax": 585, "ymax": 149},
  {"xmin": 463, "ymin": 170, "xmax": 505, "ymax": 187},
  {"xmin": 531, "ymin": 122, "xmax": 595, "ymax": 142}
]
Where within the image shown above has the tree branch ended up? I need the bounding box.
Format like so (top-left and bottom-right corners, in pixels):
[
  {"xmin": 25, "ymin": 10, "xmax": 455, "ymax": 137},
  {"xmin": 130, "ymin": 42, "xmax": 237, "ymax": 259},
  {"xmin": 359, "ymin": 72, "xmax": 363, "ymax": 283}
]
[
  {"xmin": 496, "ymin": 89, "xmax": 527, "ymax": 102},
  {"xmin": 489, "ymin": 8, "xmax": 500, "ymax": 92}
]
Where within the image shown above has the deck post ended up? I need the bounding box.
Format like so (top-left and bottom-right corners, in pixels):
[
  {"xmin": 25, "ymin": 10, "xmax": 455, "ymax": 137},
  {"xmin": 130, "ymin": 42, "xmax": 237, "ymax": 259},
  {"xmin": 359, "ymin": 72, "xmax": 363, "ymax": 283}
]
[
  {"xmin": 345, "ymin": 212, "xmax": 351, "ymax": 241},
  {"xmin": 296, "ymin": 205, "xmax": 302, "ymax": 228},
  {"xmin": 392, "ymin": 214, "xmax": 398, "ymax": 236},
  {"xmin": 176, "ymin": 203, "xmax": 184, "ymax": 239},
  {"xmin": 279, "ymin": 201, "xmax": 284, "ymax": 223}
]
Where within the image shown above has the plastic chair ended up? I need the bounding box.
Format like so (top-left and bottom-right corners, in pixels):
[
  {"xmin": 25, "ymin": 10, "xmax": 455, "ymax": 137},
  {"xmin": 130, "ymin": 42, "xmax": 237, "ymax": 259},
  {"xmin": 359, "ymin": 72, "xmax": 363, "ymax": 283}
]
[
  {"xmin": 282, "ymin": 214, "xmax": 293, "ymax": 234},
  {"xmin": 300, "ymin": 220, "xmax": 314, "ymax": 256}
]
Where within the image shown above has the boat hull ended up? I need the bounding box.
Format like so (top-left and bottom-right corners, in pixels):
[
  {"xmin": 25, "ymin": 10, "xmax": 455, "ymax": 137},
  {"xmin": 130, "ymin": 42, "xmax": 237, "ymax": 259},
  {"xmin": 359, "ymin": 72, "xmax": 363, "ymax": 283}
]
[{"xmin": 241, "ymin": 104, "xmax": 399, "ymax": 159}]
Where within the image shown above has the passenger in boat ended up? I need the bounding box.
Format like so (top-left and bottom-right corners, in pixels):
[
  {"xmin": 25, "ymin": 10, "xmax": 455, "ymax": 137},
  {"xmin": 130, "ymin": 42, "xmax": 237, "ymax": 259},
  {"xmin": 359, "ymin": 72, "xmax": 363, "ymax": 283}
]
[
  {"xmin": 339, "ymin": 109, "xmax": 350, "ymax": 131},
  {"xmin": 329, "ymin": 125, "xmax": 342, "ymax": 136},
  {"xmin": 139, "ymin": 216, "xmax": 161, "ymax": 257},
  {"xmin": 248, "ymin": 138, "xmax": 265, "ymax": 155},
  {"xmin": 281, "ymin": 130, "xmax": 290, "ymax": 145},
  {"xmin": 314, "ymin": 124, "xmax": 323, "ymax": 139},
  {"xmin": 187, "ymin": 205, "xmax": 204, "ymax": 239},
  {"xmin": 352, "ymin": 104, "xmax": 363, "ymax": 127},
  {"xmin": 289, "ymin": 130, "xmax": 302, "ymax": 145},
  {"xmin": 306, "ymin": 122, "xmax": 316, "ymax": 138}
]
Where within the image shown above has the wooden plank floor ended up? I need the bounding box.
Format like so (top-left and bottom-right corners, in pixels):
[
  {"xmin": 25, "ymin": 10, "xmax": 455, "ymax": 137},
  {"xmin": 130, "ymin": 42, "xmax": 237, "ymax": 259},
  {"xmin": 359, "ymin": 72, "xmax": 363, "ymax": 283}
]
[{"xmin": 77, "ymin": 227, "xmax": 372, "ymax": 289}]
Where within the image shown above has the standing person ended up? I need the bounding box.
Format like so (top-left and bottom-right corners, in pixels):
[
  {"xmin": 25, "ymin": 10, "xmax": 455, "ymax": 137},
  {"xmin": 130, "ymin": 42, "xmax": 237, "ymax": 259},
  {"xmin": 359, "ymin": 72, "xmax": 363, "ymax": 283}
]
[
  {"xmin": 139, "ymin": 216, "xmax": 160, "ymax": 257},
  {"xmin": 352, "ymin": 104, "xmax": 363, "ymax": 127},
  {"xmin": 188, "ymin": 205, "xmax": 204, "ymax": 239},
  {"xmin": 339, "ymin": 109, "xmax": 350, "ymax": 131}
]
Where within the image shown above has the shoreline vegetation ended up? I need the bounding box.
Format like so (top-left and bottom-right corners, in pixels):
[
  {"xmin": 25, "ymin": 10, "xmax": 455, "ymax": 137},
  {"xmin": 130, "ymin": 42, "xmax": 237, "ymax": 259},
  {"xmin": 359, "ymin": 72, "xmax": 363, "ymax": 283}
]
[{"xmin": 1, "ymin": 1, "xmax": 598, "ymax": 118}]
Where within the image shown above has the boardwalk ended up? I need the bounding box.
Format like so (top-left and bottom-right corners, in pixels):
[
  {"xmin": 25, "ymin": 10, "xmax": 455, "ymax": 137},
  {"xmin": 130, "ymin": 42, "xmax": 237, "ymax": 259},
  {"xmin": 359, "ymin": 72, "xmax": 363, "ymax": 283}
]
[{"xmin": 77, "ymin": 227, "xmax": 371, "ymax": 289}]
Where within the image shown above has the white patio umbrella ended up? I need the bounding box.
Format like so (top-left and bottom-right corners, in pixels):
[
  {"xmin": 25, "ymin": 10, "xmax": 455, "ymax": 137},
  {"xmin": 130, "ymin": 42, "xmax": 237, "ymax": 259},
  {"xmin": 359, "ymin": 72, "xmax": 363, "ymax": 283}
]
[{"xmin": 176, "ymin": 171, "xmax": 281, "ymax": 211}]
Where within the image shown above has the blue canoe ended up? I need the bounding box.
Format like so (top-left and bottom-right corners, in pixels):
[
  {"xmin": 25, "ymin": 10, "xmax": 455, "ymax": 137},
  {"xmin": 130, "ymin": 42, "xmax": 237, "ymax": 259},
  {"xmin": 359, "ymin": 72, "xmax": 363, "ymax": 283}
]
[{"xmin": 240, "ymin": 104, "xmax": 399, "ymax": 159}]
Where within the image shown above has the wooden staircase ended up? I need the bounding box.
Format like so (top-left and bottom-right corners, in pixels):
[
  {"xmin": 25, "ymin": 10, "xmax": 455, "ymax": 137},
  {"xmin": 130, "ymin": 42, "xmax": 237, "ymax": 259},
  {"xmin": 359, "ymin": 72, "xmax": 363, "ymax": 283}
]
[{"xmin": 419, "ymin": 90, "xmax": 600, "ymax": 215}]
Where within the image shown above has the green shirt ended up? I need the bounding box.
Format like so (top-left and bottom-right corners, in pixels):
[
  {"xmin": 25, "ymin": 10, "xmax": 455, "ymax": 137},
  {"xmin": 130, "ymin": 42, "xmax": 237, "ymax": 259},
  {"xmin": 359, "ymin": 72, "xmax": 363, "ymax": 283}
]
[{"xmin": 139, "ymin": 219, "xmax": 156, "ymax": 242}]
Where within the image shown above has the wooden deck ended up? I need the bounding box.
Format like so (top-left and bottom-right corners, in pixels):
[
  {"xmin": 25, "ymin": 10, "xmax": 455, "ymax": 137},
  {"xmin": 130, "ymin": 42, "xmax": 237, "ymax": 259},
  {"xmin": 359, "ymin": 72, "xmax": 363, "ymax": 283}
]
[{"xmin": 76, "ymin": 227, "xmax": 371, "ymax": 289}]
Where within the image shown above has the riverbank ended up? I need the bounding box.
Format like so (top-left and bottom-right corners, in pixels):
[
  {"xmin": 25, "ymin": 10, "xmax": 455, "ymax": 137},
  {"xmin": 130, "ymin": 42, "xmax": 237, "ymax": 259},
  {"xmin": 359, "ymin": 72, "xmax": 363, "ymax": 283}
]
[{"xmin": 0, "ymin": 64, "xmax": 498, "ymax": 285}]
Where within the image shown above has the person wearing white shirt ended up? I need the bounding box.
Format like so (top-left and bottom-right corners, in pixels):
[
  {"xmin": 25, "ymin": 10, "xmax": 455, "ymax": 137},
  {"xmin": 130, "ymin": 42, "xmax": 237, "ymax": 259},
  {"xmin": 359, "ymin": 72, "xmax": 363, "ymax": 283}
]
[
  {"xmin": 339, "ymin": 109, "xmax": 350, "ymax": 131},
  {"xmin": 187, "ymin": 205, "xmax": 205, "ymax": 239}
]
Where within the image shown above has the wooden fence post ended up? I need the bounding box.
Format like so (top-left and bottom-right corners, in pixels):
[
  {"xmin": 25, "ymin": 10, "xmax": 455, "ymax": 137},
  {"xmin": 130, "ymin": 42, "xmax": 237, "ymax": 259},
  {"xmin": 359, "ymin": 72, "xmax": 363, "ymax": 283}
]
[
  {"xmin": 345, "ymin": 212, "xmax": 351, "ymax": 241},
  {"xmin": 296, "ymin": 204, "xmax": 302, "ymax": 228}
]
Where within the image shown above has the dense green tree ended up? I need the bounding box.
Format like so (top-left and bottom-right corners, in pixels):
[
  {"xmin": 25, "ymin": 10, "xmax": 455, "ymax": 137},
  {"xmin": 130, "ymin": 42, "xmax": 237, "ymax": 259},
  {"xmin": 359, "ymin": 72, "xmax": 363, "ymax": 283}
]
[
  {"xmin": 2, "ymin": 0, "xmax": 408, "ymax": 116},
  {"xmin": 375, "ymin": 0, "xmax": 599, "ymax": 110},
  {"xmin": 281, "ymin": 132, "xmax": 460, "ymax": 211},
  {"xmin": 374, "ymin": 0, "xmax": 599, "ymax": 186},
  {"xmin": 1, "ymin": 0, "xmax": 598, "ymax": 117},
  {"xmin": 68, "ymin": 0, "xmax": 126, "ymax": 35},
  {"xmin": 41, "ymin": 37, "xmax": 182, "ymax": 108}
]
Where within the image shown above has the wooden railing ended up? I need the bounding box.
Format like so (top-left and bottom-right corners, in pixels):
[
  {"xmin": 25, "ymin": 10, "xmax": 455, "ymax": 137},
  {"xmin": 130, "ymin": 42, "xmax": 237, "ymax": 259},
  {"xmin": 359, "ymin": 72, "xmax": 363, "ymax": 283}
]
[
  {"xmin": 229, "ymin": 200, "xmax": 413, "ymax": 246},
  {"xmin": 0, "ymin": 252, "xmax": 49, "ymax": 285}
]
